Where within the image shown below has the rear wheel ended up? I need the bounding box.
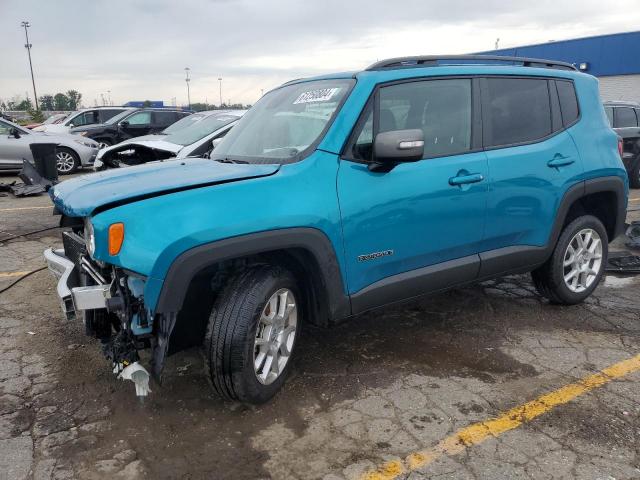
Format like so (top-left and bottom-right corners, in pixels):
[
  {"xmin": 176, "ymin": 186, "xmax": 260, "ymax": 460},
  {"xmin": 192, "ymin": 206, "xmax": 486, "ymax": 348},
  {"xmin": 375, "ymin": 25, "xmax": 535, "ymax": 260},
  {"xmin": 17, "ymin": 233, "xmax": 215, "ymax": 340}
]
[
  {"xmin": 55, "ymin": 147, "xmax": 80, "ymax": 174},
  {"xmin": 629, "ymin": 156, "xmax": 640, "ymax": 189},
  {"xmin": 204, "ymin": 265, "xmax": 301, "ymax": 403},
  {"xmin": 532, "ymin": 215, "xmax": 608, "ymax": 304}
]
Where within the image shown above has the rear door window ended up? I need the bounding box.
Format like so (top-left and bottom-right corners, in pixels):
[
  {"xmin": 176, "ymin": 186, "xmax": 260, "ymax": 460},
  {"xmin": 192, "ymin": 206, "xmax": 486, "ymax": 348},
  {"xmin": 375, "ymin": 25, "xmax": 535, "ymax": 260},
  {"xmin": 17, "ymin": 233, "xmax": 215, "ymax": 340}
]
[
  {"xmin": 615, "ymin": 107, "xmax": 638, "ymax": 128},
  {"xmin": 154, "ymin": 111, "xmax": 178, "ymax": 127},
  {"xmin": 555, "ymin": 80, "xmax": 579, "ymax": 126},
  {"xmin": 99, "ymin": 109, "xmax": 124, "ymax": 123},
  {"xmin": 483, "ymin": 77, "xmax": 552, "ymax": 147}
]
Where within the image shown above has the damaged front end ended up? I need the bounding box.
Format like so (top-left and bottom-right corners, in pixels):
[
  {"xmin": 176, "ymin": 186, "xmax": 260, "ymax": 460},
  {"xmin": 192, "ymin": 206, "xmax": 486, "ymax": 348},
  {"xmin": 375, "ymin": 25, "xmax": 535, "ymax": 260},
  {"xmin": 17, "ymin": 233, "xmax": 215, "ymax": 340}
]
[
  {"xmin": 95, "ymin": 143, "xmax": 178, "ymax": 170},
  {"xmin": 44, "ymin": 226, "xmax": 154, "ymax": 397}
]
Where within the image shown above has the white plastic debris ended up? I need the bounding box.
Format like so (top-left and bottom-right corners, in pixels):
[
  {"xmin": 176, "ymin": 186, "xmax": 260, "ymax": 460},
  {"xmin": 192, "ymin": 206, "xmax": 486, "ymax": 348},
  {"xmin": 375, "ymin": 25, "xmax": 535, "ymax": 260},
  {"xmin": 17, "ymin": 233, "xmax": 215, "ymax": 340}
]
[{"xmin": 117, "ymin": 361, "xmax": 152, "ymax": 397}]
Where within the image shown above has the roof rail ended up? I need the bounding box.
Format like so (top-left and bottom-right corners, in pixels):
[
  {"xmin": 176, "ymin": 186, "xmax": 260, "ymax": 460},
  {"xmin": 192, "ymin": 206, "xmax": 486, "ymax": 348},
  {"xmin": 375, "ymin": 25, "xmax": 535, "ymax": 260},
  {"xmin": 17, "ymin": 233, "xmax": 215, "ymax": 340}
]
[{"xmin": 366, "ymin": 55, "xmax": 577, "ymax": 71}]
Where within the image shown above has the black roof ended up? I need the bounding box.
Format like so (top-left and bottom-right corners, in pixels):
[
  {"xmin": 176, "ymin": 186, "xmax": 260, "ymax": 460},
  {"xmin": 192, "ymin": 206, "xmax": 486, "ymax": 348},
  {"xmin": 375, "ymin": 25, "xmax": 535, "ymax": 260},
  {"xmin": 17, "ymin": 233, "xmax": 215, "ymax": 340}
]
[{"xmin": 366, "ymin": 55, "xmax": 577, "ymax": 71}]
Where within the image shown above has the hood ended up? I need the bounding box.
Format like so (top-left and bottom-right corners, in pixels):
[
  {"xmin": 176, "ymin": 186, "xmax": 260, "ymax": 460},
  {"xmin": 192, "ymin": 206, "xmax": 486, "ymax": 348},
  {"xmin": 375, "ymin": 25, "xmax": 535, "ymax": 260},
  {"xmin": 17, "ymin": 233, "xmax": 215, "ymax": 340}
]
[
  {"xmin": 50, "ymin": 158, "xmax": 280, "ymax": 217},
  {"xmin": 70, "ymin": 123, "xmax": 108, "ymax": 134}
]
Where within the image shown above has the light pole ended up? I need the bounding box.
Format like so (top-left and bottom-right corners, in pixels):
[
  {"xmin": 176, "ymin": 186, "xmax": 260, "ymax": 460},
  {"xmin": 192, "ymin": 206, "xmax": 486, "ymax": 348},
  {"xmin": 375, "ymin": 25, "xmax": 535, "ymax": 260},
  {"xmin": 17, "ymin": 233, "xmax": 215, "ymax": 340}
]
[
  {"xmin": 184, "ymin": 68, "xmax": 191, "ymax": 109},
  {"xmin": 21, "ymin": 21, "xmax": 38, "ymax": 111},
  {"xmin": 218, "ymin": 77, "xmax": 223, "ymax": 107},
  {"xmin": 107, "ymin": 90, "xmax": 112, "ymax": 106}
]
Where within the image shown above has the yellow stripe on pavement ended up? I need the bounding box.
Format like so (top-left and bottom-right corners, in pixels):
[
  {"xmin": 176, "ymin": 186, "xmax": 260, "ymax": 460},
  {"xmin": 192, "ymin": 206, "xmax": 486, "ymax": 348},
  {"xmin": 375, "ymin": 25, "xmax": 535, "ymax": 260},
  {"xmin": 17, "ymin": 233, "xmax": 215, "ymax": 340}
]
[
  {"xmin": 361, "ymin": 353, "xmax": 640, "ymax": 480},
  {"xmin": 0, "ymin": 206, "xmax": 52, "ymax": 212},
  {"xmin": 0, "ymin": 271, "xmax": 33, "ymax": 278}
]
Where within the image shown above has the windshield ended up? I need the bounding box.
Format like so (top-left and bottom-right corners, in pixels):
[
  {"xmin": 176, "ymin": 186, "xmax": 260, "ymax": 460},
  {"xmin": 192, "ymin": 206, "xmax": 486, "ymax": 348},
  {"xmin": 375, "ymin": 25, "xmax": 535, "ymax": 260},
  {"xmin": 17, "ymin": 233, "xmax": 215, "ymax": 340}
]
[
  {"xmin": 105, "ymin": 110, "xmax": 134, "ymax": 125},
  {"xmin": 212, "ymin": 79, "xmax": 354, "ymax": 164},
  {"xmin": 165, "ymin": 113, "xmax": 241, "ymax": 146},
  {"xmin": 162, "ymin": 113, "xmax": 206, "ymax": 134},
  {"xmin": 44, "ymin": 113, "xmax": 67, "ymax": 125}
]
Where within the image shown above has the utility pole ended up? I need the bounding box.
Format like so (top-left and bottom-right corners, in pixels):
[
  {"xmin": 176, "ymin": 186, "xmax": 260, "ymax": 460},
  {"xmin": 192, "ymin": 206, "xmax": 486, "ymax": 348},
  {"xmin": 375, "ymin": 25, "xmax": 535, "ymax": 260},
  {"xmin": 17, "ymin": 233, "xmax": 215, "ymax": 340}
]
[
  {"xmin": 184, "ymin": 67, "xmax": 191, "ymax": 109},
  {"xmin": 21, "ymin": 21, "xmax": 38, "ymax": 110},
  {"xmin": 495, "ymin": 38, "xmax": 500, "ymax": 50},
  {"xmin": 218, "ymin": 77, "xmax": 223, "ymax": 107},
  {"xmin": 107, "ymin": 90, "xmax": 112, "ymax": 106}
]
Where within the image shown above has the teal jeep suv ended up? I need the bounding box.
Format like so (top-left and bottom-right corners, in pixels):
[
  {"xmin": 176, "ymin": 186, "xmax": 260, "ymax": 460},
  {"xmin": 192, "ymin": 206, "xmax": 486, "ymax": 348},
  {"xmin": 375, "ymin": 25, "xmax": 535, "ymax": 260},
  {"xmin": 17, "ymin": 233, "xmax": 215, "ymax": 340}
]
[{"xmin": 44, "ymin": 55, "xmax": 628, "ymax": 403}]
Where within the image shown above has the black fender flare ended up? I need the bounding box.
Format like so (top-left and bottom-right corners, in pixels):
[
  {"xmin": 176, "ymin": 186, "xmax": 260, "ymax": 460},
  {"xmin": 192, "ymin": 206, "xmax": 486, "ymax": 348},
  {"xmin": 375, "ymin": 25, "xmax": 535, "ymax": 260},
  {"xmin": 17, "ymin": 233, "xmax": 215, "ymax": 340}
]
[
  {"xmin": 154, "ymin": 227, "xmax": 351, "ymax": 321},
  {"xmin": 546, "ymin": 176, "xmax": 626, "ymax": 250}
]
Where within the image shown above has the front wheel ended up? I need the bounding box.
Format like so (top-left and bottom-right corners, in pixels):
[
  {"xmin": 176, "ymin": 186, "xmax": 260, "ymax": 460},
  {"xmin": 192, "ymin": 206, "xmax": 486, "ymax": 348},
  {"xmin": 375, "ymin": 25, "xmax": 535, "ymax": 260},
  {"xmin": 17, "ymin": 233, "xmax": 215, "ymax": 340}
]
[
  {"xmin": 204, "ymin": 265, "xmax": 301, "ymax": 403},
  {"xmin": 532, "ymin": 215, "xmax": 608, "ymax": 305},
  {"xmin": 55, "ymin": 147, "xmax": 80, "ymax": 174}
]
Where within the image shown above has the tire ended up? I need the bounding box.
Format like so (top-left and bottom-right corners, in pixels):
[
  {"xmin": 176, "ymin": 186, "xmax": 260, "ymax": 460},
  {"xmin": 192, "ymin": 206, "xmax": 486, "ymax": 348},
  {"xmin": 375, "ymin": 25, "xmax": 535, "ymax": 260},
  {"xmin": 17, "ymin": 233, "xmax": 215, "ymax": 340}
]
[
  {"xmin": 204, "ymin": 265, "xmax": 301, "ymax": 403},
  {"xmin": 532, "ymin": 215, "xmax": 608, "ymax": 305},
  {"xmin": 629, "ymin": 156, "xmax": 640, "ymax": 189},
  {"xmin": 96, "ymin": 139, "xmax": 112, "ymax": 149},
  {"xmin": 55, "ymin": 147, "xmax": 80, "ymax": 175}
]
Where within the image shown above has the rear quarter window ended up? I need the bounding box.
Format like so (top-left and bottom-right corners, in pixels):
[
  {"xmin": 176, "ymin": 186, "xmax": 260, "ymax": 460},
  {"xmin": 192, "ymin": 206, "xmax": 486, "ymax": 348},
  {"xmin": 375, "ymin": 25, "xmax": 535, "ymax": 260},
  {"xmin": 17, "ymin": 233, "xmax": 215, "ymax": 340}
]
[
  {"xmin": 483, "ymin": 77, "xmax": 552, "ymax": 147},
  {"xmin": 556, "ymin": 80, "xmax": 579, "ymax": 126}
]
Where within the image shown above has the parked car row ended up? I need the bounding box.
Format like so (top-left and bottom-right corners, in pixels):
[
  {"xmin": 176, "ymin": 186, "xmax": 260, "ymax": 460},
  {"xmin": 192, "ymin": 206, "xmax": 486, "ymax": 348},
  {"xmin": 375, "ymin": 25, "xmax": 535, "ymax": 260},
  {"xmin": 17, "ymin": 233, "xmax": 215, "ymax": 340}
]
[{"xmin": 0, "ymin": 106, "xmax": 238, "ymax": 175}]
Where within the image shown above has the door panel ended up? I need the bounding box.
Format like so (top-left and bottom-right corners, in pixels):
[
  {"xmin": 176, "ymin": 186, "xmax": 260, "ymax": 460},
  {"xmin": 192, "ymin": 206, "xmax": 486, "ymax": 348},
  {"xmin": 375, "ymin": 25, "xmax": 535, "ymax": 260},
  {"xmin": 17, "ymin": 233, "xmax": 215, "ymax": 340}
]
[
  {"xmin": 338, "ymin": 152, "xmax": 489, "ymax": 296},
  {"xmin": 482, "ymin": 132, "xmax": 581, "ymax": 250},
  {"xmin": 337, "ymin": 76, "xmax": 487, "ymax": 300},
  {"xmin": 480, "ymin": 77, "xmax": 583, "ymax": 256}
]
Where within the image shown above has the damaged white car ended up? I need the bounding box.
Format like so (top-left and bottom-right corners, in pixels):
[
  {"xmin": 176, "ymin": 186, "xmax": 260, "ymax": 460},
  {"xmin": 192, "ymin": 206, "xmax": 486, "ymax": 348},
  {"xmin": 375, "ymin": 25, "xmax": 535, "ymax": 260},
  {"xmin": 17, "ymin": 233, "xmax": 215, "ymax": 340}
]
[{"xmin": 94, "ymin": 110, "xmax": 246, "ymax": 169}]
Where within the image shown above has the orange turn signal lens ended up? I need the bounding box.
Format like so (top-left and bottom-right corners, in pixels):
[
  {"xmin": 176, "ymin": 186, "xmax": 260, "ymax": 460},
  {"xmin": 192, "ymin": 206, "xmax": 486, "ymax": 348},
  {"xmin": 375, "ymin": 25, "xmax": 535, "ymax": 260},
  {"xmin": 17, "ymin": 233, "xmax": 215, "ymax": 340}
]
[{"xmin": 108, "ymin": 223, "xmax": 124, "ymax": 256}]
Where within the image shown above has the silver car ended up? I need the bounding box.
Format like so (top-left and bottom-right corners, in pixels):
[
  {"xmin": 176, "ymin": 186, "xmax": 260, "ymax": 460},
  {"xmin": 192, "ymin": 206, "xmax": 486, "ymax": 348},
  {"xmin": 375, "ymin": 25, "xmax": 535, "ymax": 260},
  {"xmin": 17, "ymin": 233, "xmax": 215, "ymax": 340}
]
[{"xmin": 0, "ymin": 117, "xmax": 99, "ymax": 175}]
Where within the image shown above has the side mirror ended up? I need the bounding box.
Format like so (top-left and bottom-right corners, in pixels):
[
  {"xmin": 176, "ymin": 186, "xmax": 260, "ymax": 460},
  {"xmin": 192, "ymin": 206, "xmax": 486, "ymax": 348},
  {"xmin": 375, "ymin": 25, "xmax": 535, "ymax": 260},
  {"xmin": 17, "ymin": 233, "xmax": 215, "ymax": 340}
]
[
  {"xmin": 9, "ymin": 127, "xmax": 21, "ymax": 139},
  {"xmin": 370, "ymin": 129, "xmax": 424, "ymax": 172},
  {"xmin": 211, "ymin": 138, "xmax": 223, "ymax": 150},
  {"xmin": 119, "ymin": 120, "xmax": 129, "ymax": 128}
]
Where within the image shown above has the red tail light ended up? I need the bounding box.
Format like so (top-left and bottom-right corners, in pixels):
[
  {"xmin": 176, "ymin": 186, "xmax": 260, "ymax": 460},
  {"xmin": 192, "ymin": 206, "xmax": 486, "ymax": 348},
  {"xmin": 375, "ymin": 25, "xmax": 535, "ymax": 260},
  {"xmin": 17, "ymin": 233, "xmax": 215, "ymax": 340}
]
[{"xmin": 618, "ymin": 137, "xmax": 624, "ymax": 159}]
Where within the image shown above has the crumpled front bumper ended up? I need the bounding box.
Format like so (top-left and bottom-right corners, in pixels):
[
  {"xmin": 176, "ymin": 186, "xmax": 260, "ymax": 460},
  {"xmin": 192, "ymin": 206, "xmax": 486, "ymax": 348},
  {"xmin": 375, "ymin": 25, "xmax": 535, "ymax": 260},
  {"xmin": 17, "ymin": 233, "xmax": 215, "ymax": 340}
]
[{"xmin": 43, "ymin": 247, "xmax": 109, "ymax": 320}]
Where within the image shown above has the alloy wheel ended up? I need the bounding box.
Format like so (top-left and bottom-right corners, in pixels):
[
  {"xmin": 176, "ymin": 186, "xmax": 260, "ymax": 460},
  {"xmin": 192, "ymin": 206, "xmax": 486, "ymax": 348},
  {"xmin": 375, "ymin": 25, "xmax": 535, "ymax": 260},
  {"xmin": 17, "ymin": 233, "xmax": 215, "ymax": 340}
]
[
  {"xmin": 563, "ymin": 228, "xmax": 603, "ymax": 293},
  {"xmin": 56, "ymin": 151, "xmax": 76, "ymax": 173},
  {"xmin": 253, "ymin": 288, "xmax": 297, "ymax": 385}
]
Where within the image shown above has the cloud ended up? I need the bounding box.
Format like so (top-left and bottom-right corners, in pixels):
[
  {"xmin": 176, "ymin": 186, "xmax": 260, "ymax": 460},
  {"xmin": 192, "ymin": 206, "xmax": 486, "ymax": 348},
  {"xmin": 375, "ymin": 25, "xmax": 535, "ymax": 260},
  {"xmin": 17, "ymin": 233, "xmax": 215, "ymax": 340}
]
[{"xmin": 1, "ymin": 0, "xmax": 639, "ymax": 106}]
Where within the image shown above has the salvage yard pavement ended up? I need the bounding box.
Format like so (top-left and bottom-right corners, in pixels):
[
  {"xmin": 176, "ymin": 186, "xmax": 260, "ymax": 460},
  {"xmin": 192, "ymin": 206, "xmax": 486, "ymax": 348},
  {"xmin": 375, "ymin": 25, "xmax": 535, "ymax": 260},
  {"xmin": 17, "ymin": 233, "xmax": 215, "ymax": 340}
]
[{"xmin": 1, "ymin": 174, "xmax": 640, "ymax": 480}]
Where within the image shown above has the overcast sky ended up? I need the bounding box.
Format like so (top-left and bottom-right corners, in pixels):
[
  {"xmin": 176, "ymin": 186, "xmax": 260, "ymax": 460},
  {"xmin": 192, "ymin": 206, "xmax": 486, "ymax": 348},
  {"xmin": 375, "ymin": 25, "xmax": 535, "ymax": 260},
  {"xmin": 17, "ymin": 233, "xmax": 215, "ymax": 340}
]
[{"xmin": 1, "ymin": 0, "xmax": 639, "ymax": 108}]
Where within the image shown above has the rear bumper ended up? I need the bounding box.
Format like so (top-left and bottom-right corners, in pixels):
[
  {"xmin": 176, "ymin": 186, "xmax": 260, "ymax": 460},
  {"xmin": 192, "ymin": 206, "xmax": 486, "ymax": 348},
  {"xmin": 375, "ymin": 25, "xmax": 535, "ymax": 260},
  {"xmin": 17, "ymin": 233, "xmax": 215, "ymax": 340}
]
[{"xmin": 43, "ymin": 247, "xmax": 108, "ymax": 319}]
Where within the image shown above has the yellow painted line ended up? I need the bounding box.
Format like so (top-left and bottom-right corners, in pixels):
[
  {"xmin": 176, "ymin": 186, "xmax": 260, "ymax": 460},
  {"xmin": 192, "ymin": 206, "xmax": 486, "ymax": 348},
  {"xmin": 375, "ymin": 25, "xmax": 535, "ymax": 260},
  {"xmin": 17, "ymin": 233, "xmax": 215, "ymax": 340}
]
[
  {"xmin": 0, "ymin": 206, "xmax": 51, "ymax": 212},
  {"xmin": 361, "ymin": 353, "xmax": 640, "ymax": 480},
  {"xmin": 0, "ymin": 271, "xmax": 32, "ymax": 278}
]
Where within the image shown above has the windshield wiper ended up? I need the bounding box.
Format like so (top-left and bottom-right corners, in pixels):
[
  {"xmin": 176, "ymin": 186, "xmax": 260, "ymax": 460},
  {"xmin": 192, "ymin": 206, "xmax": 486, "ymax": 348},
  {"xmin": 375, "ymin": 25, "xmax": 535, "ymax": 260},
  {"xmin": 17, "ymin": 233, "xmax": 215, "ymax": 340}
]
[{"xmin": 214, "ymin": 157, "xmax": 249, "ymax": 164}]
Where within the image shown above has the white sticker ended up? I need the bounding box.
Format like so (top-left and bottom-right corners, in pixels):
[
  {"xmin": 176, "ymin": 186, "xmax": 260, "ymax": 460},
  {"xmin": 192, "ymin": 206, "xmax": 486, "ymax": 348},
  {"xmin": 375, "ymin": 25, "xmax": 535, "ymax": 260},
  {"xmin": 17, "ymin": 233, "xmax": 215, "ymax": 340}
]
[{"xmin": 293, "ymin": 87, "xmax": 340, "ymax": 104}]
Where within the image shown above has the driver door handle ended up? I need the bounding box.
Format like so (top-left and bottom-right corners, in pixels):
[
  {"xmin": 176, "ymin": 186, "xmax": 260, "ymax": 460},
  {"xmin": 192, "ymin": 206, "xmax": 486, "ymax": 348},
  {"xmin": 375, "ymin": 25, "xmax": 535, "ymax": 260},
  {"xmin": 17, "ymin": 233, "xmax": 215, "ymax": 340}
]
[{"xmin": 449, "ymin": 173, "xmax": 484, "ymax": 186}]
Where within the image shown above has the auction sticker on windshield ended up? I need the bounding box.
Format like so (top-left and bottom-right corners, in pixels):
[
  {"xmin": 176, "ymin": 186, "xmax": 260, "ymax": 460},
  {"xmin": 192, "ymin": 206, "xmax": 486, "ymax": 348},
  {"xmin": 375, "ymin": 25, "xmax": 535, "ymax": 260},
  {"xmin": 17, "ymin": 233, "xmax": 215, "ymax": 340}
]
[{"xmin": 293, "ymin": 88, "xmax": 340, "ymax": 104}]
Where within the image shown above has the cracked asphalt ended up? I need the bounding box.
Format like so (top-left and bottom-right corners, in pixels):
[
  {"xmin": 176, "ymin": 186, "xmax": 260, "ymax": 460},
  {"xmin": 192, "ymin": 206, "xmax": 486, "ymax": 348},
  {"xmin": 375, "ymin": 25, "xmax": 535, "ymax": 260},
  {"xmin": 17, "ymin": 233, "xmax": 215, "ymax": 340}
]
[{"xmin": 1, "ymin": 172, "xmax": 639, "ymax": 480}]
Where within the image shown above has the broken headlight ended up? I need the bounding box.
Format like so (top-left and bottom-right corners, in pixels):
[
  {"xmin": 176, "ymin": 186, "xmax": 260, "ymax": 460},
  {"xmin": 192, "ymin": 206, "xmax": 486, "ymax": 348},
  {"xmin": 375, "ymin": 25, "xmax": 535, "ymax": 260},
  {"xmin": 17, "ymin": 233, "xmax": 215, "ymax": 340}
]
[{"xmin": 84, "ymin": 217, "xmax": 96, "ymax": 257}]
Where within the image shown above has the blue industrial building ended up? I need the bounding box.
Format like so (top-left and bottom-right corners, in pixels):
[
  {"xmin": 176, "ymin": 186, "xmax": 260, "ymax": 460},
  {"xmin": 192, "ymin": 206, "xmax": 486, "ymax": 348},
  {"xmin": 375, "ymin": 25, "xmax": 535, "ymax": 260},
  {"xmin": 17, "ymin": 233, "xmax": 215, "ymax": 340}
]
[{"xmin": 481, "ymin": 30, "xmax": 640, "ymax": 103}]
